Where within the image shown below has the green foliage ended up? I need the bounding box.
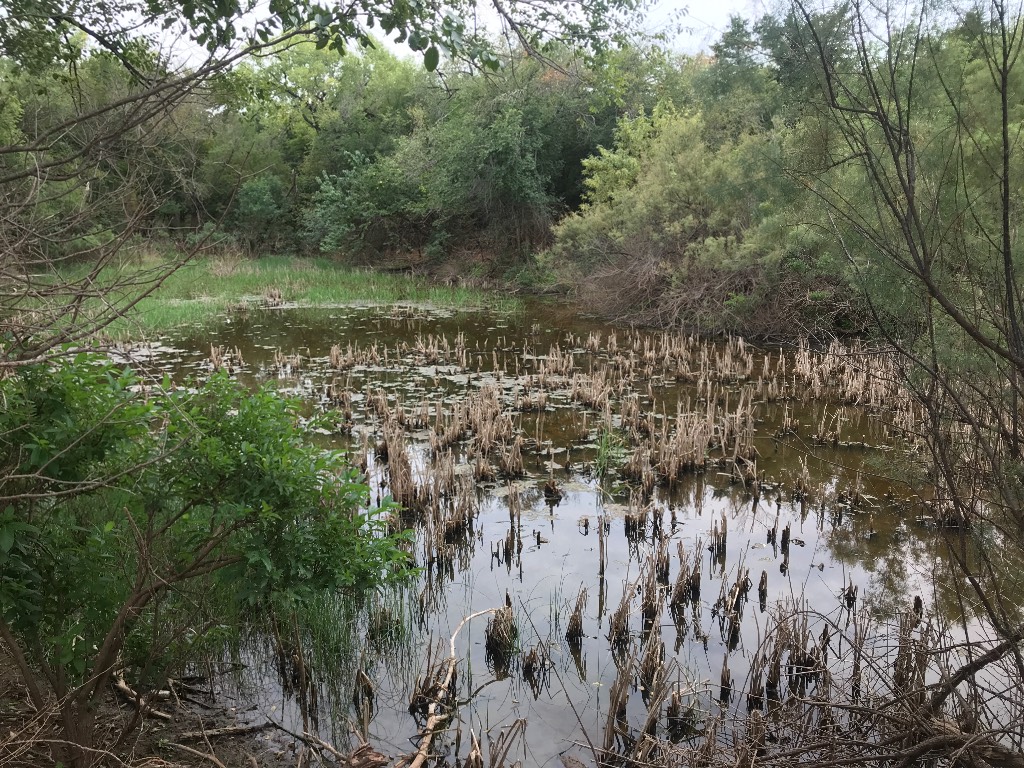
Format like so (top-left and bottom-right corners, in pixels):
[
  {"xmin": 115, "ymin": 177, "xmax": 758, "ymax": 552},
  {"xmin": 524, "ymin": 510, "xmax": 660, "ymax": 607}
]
[
  {"xmin": 694, "ymin": 16, "xmax": 783, "ymax": 141},
  {"xmin": 0, "ymin": 65, "xmax": 23, "ymax": 147},
  {"xmin": 594, "ymin": 426, "xmax": 627, "ymax": 480},
  {"xmin": 411, "ymin": 94, "xmax": 555, "ymax": 247},
  {"xmin": 0, "ymin": 354, "xmax": 412, "ymax": 691},
  {"xmin": 232, "ymin": 174, "xmax": 292, "ymax": 251},
  {"xmin": 543, "ymin": 25, "xmax": 866, "ymax": 337},
  {"xmin": 0, "ymin": 0, "xmax": 647, "ymax": 95},
  {"xmin": 294, "ymin": 47, "xmax": 621, "ymax": 260},
  {"xmin": 304, "ymin": 152, "xmax": 429, "ymax": 254},
  {"xmin": 298, "ymin": 44, "xmax": 428, "ymax": 182}
]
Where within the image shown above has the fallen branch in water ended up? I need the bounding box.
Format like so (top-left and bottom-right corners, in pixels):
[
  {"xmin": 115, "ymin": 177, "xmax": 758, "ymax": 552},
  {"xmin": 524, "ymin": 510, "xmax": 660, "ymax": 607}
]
[
  {"xmin": 264, "ymin": 715, "xmax": 387, "ymax": 766},
  {"xmin": 178, "ymin": 723, "xmax": 273, "ymax": 740},
  {"xmin": 397, "ymin": 608, "xmax": 497, "ymax": 768}
]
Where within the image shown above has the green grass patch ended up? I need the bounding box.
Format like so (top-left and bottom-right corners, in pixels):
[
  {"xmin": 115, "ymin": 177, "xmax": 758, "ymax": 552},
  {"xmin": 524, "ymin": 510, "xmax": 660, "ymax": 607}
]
[{"xmin": 87, "ymin": 254, "xmax": 518, "ymax": 338}]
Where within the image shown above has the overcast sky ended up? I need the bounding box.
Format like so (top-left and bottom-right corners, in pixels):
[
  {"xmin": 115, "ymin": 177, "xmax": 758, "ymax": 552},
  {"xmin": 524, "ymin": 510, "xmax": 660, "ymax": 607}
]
[
  {"xmin": 162, "ymin": 0, "xmax": 778, "ymax": 66},
  {"xmin": 650, "ymin": 0, "xmax": 778, "ymax": 52}
]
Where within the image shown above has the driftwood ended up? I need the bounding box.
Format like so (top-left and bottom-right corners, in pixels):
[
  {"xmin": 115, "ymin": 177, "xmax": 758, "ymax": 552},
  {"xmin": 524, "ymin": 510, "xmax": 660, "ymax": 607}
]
[
  {"xmin": 165, "ymin": 742, "xmax": 228, "ymax": 768},
  {"xmin": 113, "ymin": 675, "xmax": 172, "ymax": 721},
  {"xmin": 302, "ymin": 736, "xmax": 387, "ymax": 768},
  {"xmin": 895, "ymin": 718, "xmax": 1024, "ymax": 768},
  {"xmin": 396, "ymin": 608, "xmax": 497, "ymax": 768},
  {"xmin": 264, "ymin": 716, "xmax": 386, "ymax": 766},
  {"xmin": 343, "ymin": 742, "xmax": 389, "ymax": 768}
]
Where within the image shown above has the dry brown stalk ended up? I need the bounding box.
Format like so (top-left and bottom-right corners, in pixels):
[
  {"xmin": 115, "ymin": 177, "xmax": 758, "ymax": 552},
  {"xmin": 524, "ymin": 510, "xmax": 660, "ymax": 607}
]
[
  {"xmin": 566, "ymin": 586, "xmax": 588, "ymax": 644},
  {"xmin": 396, "ymin": 608, "xmax": 497, "ymax": 768},
  {"xmin": 670, "ymin": 541, "xmax": 689, "ymax": 610},
  {"xmin": 485, "ymin": 604, "xmax": 518, "ymax": 660},
  {"xmin": 602, "ymin": 657, "xmax": 631, "ymax": 754},
  {"xmin": 608, "ymin": 583, "xmax": 632, "ymax": 651}
]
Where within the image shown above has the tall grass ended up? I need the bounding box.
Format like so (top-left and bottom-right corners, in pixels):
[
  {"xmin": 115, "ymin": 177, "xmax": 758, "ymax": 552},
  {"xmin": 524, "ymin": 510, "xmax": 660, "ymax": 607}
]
[{"xmin": 75, "ymin": 253, "xmax": 518, "ymax": 338}]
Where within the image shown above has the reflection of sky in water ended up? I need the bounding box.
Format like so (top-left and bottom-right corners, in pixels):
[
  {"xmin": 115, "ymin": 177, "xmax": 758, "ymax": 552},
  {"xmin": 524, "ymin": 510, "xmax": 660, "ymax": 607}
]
[{"xmin": 132, "ymin": 302, "xmax": 990, "ymax": 761}]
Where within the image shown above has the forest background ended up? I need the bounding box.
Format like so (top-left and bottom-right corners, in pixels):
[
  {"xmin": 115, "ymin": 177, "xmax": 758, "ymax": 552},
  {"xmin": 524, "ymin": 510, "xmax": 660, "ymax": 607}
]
[{"xmin": 1, "ymin": 6, "xmax": 895, "ymax": 340}]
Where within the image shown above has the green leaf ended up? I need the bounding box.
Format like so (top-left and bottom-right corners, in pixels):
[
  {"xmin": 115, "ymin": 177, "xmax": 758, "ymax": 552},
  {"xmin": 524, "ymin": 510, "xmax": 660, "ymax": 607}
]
[{"xmin": 424, "ymin": 46, "xmax": 439, "ymax": 72}]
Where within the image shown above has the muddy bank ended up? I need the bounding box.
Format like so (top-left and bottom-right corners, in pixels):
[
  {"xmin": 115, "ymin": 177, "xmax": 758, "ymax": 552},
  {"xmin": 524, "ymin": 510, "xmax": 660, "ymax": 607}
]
[{"xmin": 0, "ymin": 653, "xmax": 337, "ymax": 767}]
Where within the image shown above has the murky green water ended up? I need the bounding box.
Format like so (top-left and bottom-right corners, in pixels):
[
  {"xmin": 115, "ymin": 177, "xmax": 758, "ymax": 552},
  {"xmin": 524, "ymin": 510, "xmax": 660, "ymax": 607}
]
[{"xmin": 123, "ymin": 300, "xmax": 964, "ymax": 764}]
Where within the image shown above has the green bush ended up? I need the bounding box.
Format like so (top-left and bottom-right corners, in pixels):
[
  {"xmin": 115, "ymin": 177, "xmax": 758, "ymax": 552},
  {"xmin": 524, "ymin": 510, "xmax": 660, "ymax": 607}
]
[
  {"xmin": 231, "ymin": 174, "xmax": 292, "ymax": 251},
  {"xmin": 544, "ymin": 100, "xmax": 858, "ymax": 336},
  {"xmin": 0, "ymin": 353, "xmax": 411, "ymax": 762},
  {"xmin": 303, "ymin": 152, "xmax": 430, "ymax": 255}
]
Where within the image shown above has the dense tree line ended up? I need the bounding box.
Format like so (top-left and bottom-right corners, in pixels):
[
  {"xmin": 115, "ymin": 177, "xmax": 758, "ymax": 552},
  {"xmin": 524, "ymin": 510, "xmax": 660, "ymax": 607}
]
[
  {"xmin": 4, "ymin": 7, "xmax": 1022, "ymax": 341},
  {"xmin": 0, "ymin": 38, "xmax": 660, "ymax": 260}
]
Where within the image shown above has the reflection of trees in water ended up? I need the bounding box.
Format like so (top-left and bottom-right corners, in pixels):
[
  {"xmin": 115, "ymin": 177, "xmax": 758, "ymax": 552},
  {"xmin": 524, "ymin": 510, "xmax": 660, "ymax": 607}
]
[
  {"xmin": 825, "ymin": 512, "xmax": 1024, "ymax": 630},
  {"xmin": 826, "ymin": 513, "xmax": 938, "ymax": 618},
  {"xmin": 934, "ymin": 527, "xmax": 1024, "ymax": 627}
]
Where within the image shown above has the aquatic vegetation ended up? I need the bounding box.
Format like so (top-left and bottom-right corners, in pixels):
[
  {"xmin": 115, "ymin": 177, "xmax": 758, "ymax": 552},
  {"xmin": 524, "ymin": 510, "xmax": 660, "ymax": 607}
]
[
  {"xmin": 59, "ymin": 256, "xmax": 522, "ymax": 338},
  {"xmin": 484, "ymin": 604, "xmax": 519, "ymax": 662},
  {"xmin": 565, "ymin": 586, "xmax": 587, "ymax": 645},
  {"xmin": 118, "ymin": 304, "xmax": 1020, "ymax": 767}
]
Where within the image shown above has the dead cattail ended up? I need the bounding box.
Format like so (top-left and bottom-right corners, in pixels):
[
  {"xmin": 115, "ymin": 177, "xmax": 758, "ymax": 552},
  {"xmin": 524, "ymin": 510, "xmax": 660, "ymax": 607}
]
[
  {"xmin": 670, "ymin": 541, "xmax": 689, "ymax": 610},
  {"xmin": 565, "ymin": 587, "xmax": 588, "ymax": 645},
  {"xmin": 724, "ymin": 655, "xmax": 733, "ymax": 704},
  {"xmin": 689, "ymin": 553, "xmax": 702, "ymax": 603},
  {"xmin": 485, "ymin": 605, "xmax": 518, "ymax": 662},
  {"xmin": 209, "ymin": 344, "xmax": 224, "ymax": 372},
  {"xmin": 602, "ymin": 661, "xmax": 630, "ymax": 753},
  {"xmin": 543, "ymin": 477, "xmax": 563, "ymax": 505},
  {"xmin": 747, "ymin": 653, "xmax": 764, "ymax": 711},
  {"xmin": 641, "ymin": 563, "xmax": 660, "ymax": 629},
  {"xmin": 498, "ymin": 435, "xmax": 525, "ymax": 478},
  {"xmin": 638, "ymin": 624, "xmax": 665, "ymax": 706},
  {"xmin": 607, "ymin": 585, "xmax": 632, "ymax": 650},
  {"xmin": 474, "ymin": 456, "xmax": 496, "ymax": 482}
]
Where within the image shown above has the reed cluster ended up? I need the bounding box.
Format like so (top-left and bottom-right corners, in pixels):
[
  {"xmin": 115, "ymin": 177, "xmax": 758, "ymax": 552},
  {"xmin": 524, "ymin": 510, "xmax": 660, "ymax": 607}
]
[{"xmin": 235, "ymin": 317, "xmax": 985, "ymax": 768}]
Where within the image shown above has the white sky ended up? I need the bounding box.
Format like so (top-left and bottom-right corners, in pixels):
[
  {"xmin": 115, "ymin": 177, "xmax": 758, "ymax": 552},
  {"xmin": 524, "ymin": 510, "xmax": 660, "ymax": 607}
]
[
  {"xmin": 369, "ymin": 0, "xmax": 776, "ymax": 59},
  {"xmin": 648, "ymin": 0, "xmax": 777, "ymax": 53},
  {"xmin": 160, "ymin": 0, "xmax": 775, "ymax": 68}
]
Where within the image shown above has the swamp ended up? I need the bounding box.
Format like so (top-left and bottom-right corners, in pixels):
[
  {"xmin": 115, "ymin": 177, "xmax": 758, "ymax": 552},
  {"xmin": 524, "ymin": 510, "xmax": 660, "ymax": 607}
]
[
  {"xmin": 95, "ymin": 295, "xmax": 1020, "ymax": 767},
  {"xmin": 4, "ymin": 0, "xmax": 1024, "ymax": 763}
]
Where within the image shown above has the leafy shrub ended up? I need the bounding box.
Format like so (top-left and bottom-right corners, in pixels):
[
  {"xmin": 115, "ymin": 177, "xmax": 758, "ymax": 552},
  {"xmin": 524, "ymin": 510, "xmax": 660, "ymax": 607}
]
[
  {"xmin": 0, "ymin": 354, "xmax": 411, "ymax": 762},
  {"xmin": 303, "ymin": 152, "xmax": 430, "ymax": 255},
  {"xmin": 545, "ymin": 102, "xmax": 858, "ymax": 337},
  {"xmin": 230, "ymin": 174, "xmax": 292, "ymax": 252},
  {"xmin": 185, "ymin": 220, "xmax": 240, "ymax": 251}
]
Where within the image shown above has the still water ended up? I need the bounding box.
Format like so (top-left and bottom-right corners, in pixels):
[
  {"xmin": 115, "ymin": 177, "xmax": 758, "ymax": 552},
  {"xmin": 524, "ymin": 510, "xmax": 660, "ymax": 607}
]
[{"xmin": 124, "ymin": 300, "xmax": 956, "ymax": 764}]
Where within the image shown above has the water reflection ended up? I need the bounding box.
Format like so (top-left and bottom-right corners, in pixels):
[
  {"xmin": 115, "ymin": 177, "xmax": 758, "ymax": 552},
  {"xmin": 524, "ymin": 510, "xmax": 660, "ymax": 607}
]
[{"xmin": 121, "ymin": 301, "xmax": 986, "ymax": 763}]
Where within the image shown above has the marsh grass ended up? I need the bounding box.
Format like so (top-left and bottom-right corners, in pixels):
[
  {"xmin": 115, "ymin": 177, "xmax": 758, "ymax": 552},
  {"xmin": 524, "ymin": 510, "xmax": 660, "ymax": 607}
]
[
  {"xmin": 201, "ymin": 583, "xmax": 419, "ymax": 748},
  {"xmin": 57, "ymin": 253, "xmax": 518, "ymax": 338}
]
